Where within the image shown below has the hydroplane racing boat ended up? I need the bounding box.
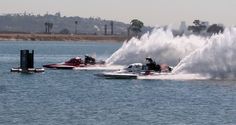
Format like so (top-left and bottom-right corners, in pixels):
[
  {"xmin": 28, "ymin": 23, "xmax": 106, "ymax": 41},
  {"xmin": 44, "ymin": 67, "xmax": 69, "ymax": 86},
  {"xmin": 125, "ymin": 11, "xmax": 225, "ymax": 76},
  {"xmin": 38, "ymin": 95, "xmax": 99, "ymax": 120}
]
[
  {"xmin": 96, "ymin": 63, "xmax": 144, "ymax": 79},
  {"xmin": 97, "ymin": 57, "xmax": 173, "ymax": 79},
  {"xmin": 43, "ymin": 55, "xmax": 105, "ymax": 69}
]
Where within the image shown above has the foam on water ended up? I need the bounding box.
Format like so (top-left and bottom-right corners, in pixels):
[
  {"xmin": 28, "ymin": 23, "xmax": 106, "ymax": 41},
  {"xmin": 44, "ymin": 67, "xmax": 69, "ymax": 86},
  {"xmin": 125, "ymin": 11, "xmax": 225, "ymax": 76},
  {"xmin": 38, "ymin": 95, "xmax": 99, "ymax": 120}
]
[
  {"xmin": 138, "ymin": 73, "xmax": 208, "ymax": 80},
  {"xmin": 106, "ymin": 27, "xmax": 236, "ymax": 80}
]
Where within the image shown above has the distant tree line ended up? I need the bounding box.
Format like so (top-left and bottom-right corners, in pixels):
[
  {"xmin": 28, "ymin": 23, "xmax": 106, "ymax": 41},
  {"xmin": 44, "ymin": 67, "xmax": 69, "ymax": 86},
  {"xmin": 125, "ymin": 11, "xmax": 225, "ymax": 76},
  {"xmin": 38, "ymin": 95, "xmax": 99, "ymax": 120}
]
[
  {"xmin": 0, "ymin": 13, "xmax": 151, "ymax": 35},
  {"xmin": 0, "ymin": 13, "xmax": 224, "ymax": 37},
  {"xmin": 188, "ymin": 20, "xmax": 224, "ymax": 35}
]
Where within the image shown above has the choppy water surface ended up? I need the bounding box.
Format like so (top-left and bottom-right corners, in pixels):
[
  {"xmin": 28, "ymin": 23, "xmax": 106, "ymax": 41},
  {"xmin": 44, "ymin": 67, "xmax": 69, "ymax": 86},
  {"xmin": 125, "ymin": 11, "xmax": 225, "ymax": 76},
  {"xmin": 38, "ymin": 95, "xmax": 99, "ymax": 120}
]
[{"xmin": 0, "ymin": 41, "xmax": 236, "ymax": 125}]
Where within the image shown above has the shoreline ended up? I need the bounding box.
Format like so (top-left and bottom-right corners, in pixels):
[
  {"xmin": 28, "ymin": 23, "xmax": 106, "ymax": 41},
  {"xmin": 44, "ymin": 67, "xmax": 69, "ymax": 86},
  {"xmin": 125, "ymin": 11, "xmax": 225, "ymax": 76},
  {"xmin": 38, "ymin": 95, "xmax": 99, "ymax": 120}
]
[{"xmin": 0, "ymin": 33, "xmax": 130, "ymax": 42}]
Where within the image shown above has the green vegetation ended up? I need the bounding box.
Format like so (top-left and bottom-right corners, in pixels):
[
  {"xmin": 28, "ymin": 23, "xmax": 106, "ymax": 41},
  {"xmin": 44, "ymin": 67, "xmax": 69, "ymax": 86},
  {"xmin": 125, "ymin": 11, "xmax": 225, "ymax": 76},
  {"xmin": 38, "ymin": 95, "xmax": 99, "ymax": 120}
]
[
  {"xmin": 129, "ymin": 19, "xmax": 144, "ymax": 36},
  {"xmin": 44, "ymin": 22, "xmax": 53, "ymax": 34},
  {"xmin": 188, "ymin": 20, "xmax": 224, "ymax": 35}
]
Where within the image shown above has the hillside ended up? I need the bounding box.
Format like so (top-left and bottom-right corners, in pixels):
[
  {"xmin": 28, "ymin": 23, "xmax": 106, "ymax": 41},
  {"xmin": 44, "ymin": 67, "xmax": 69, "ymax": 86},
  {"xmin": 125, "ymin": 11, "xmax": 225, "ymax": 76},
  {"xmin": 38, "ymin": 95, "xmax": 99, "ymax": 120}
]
[{"xmin": 0, "ymin": 13, "xmax": 152, "ymax": 35}]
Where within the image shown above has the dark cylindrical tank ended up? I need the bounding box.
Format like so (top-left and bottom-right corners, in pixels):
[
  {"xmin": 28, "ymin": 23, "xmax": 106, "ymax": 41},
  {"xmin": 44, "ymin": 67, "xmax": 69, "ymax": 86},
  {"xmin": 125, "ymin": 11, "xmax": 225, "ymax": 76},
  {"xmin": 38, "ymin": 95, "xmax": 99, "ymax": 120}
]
[
  {"xmin": 20, "ymin": 50, "xmax": 34, "ymax": 70},
  {"xmin": 28, "ymin": 50, "xmax": 34, "ymax": 68}
]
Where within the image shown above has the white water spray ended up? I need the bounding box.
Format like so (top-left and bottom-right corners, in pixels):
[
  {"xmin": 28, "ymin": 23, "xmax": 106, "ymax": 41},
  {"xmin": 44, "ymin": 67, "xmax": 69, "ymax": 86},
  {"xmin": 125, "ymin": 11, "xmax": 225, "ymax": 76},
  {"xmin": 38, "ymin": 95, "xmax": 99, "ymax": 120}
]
[
  {"xmin": 174, "ymin": 28, "xmax": 236, "ymax": 79},
  {"xmin": 106, "ymin": 27, "xmax": 236, "ymax": 80},
  {"xmin": 106, "ymin": 27, "xmax": 207, "ymax": 66}
]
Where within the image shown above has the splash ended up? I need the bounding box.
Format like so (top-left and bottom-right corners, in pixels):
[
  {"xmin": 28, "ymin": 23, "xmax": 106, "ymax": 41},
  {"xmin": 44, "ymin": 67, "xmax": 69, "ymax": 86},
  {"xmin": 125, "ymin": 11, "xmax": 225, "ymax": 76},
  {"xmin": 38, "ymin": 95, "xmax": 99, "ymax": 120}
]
[
  {"xmin": 173, "ymin": 28, "xmax": 236, "ymax": 79},
  {"xmin": 106, "ymin": 27, "xmax": 236, "ymax": 80},
  {"xmin": 106, "ymin": 27, "xmax": 207, "ymax": 66}
]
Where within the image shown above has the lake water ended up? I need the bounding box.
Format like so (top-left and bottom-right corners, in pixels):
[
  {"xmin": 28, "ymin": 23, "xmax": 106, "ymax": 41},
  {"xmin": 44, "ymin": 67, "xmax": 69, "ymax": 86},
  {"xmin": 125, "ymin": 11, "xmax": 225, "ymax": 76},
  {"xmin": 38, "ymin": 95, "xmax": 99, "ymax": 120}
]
[{"xmin": 0, "ymin": 41, "xmax": 236, "ymax": 125}]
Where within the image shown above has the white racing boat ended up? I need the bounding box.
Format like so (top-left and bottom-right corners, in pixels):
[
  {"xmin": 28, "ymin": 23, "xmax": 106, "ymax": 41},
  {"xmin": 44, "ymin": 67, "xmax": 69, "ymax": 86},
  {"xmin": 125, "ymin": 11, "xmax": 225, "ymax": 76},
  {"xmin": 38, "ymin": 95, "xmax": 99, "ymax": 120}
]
[
  {"xmin": 74, "ymin": 64, "xmax": 123, "ymax": 71},
  {"xmin": 96, "ymin": 63, "xmax": 144, "ymax": 79},
  {"xmin": 96, "ymin": 59, "xmax": 173, "ymax": 79},
  {"xmin": 98, "ymin": 72, "xmax": 139, "ymax": 79}
]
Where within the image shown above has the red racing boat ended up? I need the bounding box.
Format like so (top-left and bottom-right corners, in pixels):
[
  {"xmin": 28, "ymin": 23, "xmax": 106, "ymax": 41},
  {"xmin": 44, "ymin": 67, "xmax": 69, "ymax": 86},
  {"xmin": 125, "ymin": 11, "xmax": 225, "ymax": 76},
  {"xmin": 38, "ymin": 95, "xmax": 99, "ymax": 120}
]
[{"xmin": 43, "ymin": 56, "xmax": 105, "ymax": 69}]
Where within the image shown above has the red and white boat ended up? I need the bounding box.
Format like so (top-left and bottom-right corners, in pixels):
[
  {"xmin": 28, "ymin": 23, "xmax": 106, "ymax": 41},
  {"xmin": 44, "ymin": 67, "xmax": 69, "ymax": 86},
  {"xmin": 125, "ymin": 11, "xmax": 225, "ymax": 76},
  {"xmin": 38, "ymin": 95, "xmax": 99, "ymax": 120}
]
[{"xmin": 43, "ymin": 56, "xmax": 105, "ymax": 69}]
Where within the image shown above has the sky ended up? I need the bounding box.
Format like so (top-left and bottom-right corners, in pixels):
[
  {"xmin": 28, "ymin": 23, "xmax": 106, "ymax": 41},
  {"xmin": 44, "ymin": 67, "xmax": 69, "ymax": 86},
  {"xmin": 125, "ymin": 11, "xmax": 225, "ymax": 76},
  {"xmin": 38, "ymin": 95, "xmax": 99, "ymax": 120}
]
[{"xmin": 0, "ymin": 0, "xmax": 236, "ymax": 27}]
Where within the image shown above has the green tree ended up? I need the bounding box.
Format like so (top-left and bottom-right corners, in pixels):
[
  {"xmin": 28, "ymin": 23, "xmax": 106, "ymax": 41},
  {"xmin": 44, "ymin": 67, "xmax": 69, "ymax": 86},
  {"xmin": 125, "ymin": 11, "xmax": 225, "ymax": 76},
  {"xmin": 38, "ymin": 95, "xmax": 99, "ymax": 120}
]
[
  {"xmin": 59, "ymin": 28, "xmax": 70, "ymax": 34},
  {"xmin": 44, "ymin": 22, "xmax": 53, "ymax": 34},
  {"xmin": 44, "ymin": 22, "xmax": 48, "ymax": 33},
  {"xmin": 110, "ymin": 21, "xmax": 114, "ymax": 35},
  {"xmin": 207, "ymin": 24, "xmax": 224, "ymax": 34},
  {"xmin": 188, "ymin": 20, "xmax": 207, "ymax": 34},
  {"xmin": 48, "ymin": 23, "xmax": 53, "ymax": 33},
  {"xmin": 75, "ymin": 21, "xmax": 78, "ymax": 34},
  {"xmin": 130, "ymin": 19, "xmax": 144, "ymax": 36}
]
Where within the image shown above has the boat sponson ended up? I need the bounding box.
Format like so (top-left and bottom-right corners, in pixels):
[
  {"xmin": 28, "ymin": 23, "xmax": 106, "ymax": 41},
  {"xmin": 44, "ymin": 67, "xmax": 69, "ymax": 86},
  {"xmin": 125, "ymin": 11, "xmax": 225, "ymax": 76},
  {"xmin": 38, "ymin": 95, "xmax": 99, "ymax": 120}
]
[{"xmin": 99, "ymin": 73, "xmax": 138, "ymax": 79}]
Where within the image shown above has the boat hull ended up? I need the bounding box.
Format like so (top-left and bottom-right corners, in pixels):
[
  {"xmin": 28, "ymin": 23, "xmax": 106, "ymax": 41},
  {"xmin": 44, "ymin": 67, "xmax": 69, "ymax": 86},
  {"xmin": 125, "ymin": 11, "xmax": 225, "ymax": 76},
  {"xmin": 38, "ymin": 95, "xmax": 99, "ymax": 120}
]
[
  {"xmin": 43, "ymin": 64, "xmax": 76, "ymax": 69},
  {"xmin": 97, "ymin": 72, "xmax": 138, "ymax": 79}
]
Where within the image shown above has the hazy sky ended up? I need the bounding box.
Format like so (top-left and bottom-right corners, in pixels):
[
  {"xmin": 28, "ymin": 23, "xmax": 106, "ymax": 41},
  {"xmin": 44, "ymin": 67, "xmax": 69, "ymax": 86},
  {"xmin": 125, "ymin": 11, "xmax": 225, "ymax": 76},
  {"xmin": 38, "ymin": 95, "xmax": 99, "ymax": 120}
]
[{"xmin": 0, "ymin": 0, "xmax": 236, "ymax": 26}]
